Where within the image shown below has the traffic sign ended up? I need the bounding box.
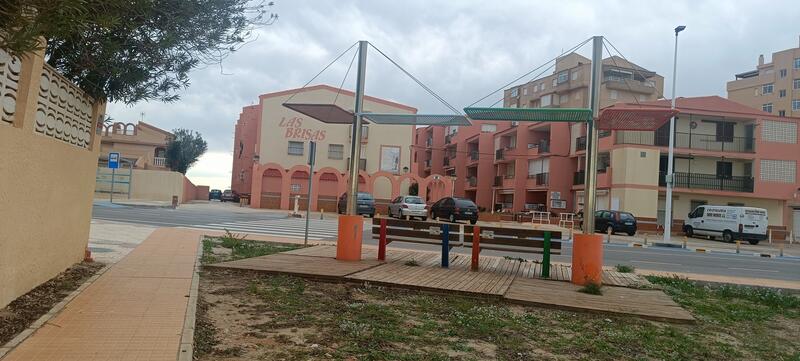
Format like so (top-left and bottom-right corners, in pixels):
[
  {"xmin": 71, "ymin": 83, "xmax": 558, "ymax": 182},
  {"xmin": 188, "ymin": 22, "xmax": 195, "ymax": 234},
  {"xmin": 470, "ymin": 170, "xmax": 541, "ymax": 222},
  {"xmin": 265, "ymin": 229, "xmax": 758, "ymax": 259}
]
[{"xmin": 108, "ymin": 152, "xmax": 120, "ymax": 169}]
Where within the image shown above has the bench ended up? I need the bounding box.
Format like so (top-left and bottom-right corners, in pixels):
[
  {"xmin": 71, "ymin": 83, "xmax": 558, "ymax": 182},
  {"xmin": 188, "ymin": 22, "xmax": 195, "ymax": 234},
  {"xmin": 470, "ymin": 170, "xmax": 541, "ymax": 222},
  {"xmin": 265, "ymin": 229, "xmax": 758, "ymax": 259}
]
[{"xmin": 371, "ymin": 217, "xmax": 562, "ymax": 277}]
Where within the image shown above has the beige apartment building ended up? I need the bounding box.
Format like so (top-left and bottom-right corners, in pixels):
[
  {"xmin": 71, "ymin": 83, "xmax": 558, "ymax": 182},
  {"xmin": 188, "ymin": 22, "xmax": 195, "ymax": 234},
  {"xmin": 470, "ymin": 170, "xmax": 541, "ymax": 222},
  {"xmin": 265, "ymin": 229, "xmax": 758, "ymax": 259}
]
[
  {"xmin": 503, "ymin": 53, "xmax": 664, "ymax": 110},
  {"xmin": 98, "ymin": 121, "xmax": 173, "ymax": 169},
  {"xmin": 727, "ymin": 36, "xmax": 800, "ymax": 117}
]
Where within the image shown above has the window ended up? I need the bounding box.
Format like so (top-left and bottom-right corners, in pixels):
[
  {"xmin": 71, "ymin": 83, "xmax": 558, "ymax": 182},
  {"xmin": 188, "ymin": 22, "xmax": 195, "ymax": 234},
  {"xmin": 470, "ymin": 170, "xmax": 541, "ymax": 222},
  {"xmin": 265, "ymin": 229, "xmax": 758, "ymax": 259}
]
[
  {"xmin": 510, "ymin": 88, "xmax": 519, "ymax": 97},
  {"xmin": 541, "ymin": 94, "xmax": 552, "ymax": 107},
  {"xmin": 349, "ymin": 125, "xmax": 369, "ymax": 140},
  {"xmin": 559, "ymin": 94, "xmax": 568, "ymax": 104},
  {"xmin": 794, "ymin": 79, "xmax": 800, "ymax": 89},
  {"xmin": 638, "ymin": 94, "xmax": 646, "ymax": 101},
  {"xmin": 523, "ymin": 87, "xmax": 528, "ymax": 95},
  {"xmin": 290, "ymin": 184, "xmax": 301, "ymax": 192},
  {"xmin": 541, "ymin": 82, "xmax": 546, "ymax": 90},
  {"xmin": 779, "ymin": 110, "xmax": 786, "ymax": 117},
  {"xmin": 794, "ymin": 99, "xmax": 800, "ymax": 111},
  {"xmin": 571, "ymin": 71, "xmax": 579, "ymax": 81},
  {"xmin": 779, "ymin": 89, "xmax": 786, "ymax": 98},
  {"xmin": 346, "ymin": 158, "xmax": 367, "ymax": 171},
  {"xmin": 480, "ymin": 124, "xmax": 497, "ymax": 133},
  {"xmin": 780, "ymin": 69, "xmax": 787, "ymax": 78},
  {"xmin": 609, "ymin": 90, "xmax": 618, "ymax": 100},
  {"xmin": 557, "ymin": 71, "xmax": 569, "ymax": 84},
  {"xmin": 716, "ymin": 161, "xmax": 732, "ymax": 179},
  {"xmin": 762, "ymin": 103, "xmax": 773, "ymax": 113},
  {"xmin": 762, "ymin": 83, "xmax": 773, "ymax": 95},
  {"xmin": 715, "ymin": 122, "xmax": 734, "ymax": 142},
  {"xmin": 328, "ymin": 144, "xmax": 344, "ymax": 159},
  {"xmin": 689, "ymin": 201, "xmax": 707, "ymax": 216},
  {"xmin": 795, "ymin": 57, "xmax": 800, "ymax": 69},
  {"xmin": 288, "ymin": 141, "xmax": 303, "ymax": 155},
  {"xmin": 760, "ymin": 159, "xmax": 796, "ymax": 183},
  {"xmin": 552, "ymin": 78, "xmax": 557, "ymax": 87}
]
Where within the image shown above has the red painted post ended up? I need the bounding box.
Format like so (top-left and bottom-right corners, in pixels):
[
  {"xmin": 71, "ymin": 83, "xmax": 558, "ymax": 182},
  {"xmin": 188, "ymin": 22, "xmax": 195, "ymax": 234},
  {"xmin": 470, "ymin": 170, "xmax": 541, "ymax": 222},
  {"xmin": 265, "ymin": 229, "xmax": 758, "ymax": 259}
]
[
  {"xmin": 471, "ymin": 226, "xmax": 480, "ymax": 271},
  {"xmin": 378, "ymin": 218, "xmax": 387, "ymax": 261}
]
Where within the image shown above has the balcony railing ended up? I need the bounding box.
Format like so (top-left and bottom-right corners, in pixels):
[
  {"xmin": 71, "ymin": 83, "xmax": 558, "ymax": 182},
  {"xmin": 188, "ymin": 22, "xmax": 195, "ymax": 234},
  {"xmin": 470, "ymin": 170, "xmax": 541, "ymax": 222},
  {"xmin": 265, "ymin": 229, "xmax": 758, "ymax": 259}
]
[
  {"xmin": 494, "ymin": 176, "xmax": 503, "ymax": 186},
  {"xmin": 573, "ymin": 170, "xmax": 585, "ymax": 185},
  {"xmin": 527, "ymin": 172, "xmax": 549, "ymax": 186},
  {"xmin": 616, "ymin": 131, "xmax": 755, "ymax": 153},
  {"xmin": 495, "ymin": 148, "xmax": 504, "ymax": 160},
  {"xmin": 469, "ymin": 151, "xmax": 479, "ymax": 161},
  {"xmin": 424, "ymin": 159, "xmax": 431, "ymax": 168},
  {"xmin": 153, "ymin": 157, "xmax": 166, "ymax": 167},
  {"xmin": 443, "ymin": 157, "xmax": 450, "ymax": 167},
  {"xmin": 504, "ymin": 174, "xmax": 515, "ymax": 179},
  {"xmin": 468, "ymin": 177, "xmax": 477, "ymax": 187},
  {"xmin": 660, "ymin": 171, "xmax": 754, "ymax": 193},
  {"xmin": 445, "ymin": 134, "xmax": 453, "ymax": 144},
  {"xmin": 576, "ymin": 136, "xmax": 586, "ymax": 151},
  {"xmin": 425, "ymin": 138, "xmax": 433, "ymax": 147}
]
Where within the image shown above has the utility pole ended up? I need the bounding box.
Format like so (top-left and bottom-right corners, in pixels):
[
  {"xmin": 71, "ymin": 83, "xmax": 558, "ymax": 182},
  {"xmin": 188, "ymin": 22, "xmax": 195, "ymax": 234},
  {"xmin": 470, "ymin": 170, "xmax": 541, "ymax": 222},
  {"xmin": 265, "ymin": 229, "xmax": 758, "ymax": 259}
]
[
  {"xmin": 346, "ymin": 41, "xmax": 368, "ymax": 215},
  {"xmin": 304, "ymin": 141, "xmax": 316, "ymax": 245},
  {"xmin": 664, "ymin": 25, "xmax": 686, "ymax": 241},
  {"xmin": 582, "ymin": 35, "xmax": 603, "ymax": 234}
]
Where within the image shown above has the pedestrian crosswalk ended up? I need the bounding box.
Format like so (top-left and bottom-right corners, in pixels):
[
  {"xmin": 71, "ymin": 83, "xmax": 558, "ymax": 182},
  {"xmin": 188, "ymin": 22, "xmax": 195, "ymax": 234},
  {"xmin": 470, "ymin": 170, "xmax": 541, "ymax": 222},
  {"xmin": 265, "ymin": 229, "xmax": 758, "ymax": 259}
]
[{"xmin": 187, "ymin": 217, "xmax": 344, "ymax": 240}]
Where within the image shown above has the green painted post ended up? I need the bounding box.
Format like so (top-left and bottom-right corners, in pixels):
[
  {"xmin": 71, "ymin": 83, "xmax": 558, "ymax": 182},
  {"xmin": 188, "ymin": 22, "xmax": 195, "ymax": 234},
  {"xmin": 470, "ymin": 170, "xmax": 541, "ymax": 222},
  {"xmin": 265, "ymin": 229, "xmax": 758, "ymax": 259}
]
[{"xmin": 542, "ymin": 231, "xmax": 551, "ymax": 278}]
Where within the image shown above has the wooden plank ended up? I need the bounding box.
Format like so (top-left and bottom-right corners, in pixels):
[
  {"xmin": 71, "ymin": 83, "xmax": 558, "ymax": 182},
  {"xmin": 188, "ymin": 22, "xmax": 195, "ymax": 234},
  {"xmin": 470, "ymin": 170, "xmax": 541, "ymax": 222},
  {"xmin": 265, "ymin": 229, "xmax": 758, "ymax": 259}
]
[
  {"xmin": 479, "ymin": 226, "xmax": 562, "ymax": 240},
  {"xmin": 504, "ymin": 278, "xmax": 695, "ymax": 323},
  {"xmin": 481, "ymin": 237, "xmax": 563, "ymax": 250},
  {"xmin": 208, "ymin": 254, "xmax": 382, "ymax": 279}
]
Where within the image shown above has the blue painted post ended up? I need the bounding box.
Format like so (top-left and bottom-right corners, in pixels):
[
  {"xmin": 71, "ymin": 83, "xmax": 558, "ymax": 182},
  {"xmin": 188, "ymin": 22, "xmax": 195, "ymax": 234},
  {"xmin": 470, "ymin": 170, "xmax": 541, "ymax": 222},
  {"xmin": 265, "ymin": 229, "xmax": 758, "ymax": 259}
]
[
  {"xmin": 542, "ymin": 231, "xmax": 551, "ymax": 278},
  {"xmin": 441, "ymin": 223, "xmax": 450, "ymax": 268}
]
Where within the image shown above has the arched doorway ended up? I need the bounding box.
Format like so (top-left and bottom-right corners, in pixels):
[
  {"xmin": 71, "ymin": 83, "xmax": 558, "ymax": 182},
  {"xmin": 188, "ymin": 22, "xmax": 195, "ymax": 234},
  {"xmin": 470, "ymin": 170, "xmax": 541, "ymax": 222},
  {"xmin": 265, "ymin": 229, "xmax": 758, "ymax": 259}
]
[
  {"xmin": 288, "ymin": 169, "xmax": 310, "ymax": 211},
  {"xmin": 260, "ymin": 168, "xmax": 283, "ymax": 209},
  {"xmin": 372, "ymin": 175, "xmax": 394, "ymax": 215},
  {"xmin": 425, "ymin": 177, "xmax": 447, "ymax": 204},
  {"xmin": 315, "ymin": 169, "xmax": 341, "ymax": 213}
]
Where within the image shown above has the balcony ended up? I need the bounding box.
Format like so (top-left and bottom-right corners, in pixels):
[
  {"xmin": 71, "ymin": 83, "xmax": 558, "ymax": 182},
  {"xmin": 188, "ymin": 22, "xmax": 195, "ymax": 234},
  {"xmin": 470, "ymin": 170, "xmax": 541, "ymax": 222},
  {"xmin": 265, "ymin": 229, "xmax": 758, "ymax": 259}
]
[
  {"xmin": 527, "ymin": 172, "xmax": 549, "ymax": 186},
  {"xmin": 660, "ymin": 171, "xmax": 754, "ymax": 193},
  {"xmin": 425, "ymin": 138, "xmax": 433, "ymax": 147},
  {"xmin": 495, "ymin": 148, "xmax": 505, "ymax": 161},
  {"xmin": 469, "ymin": 151, "xmax": 479, "ymax": 161},
  {"xmin": 153, "ymin": 157, "xmax": 166, "ymax": 167},
  {"xmin": 467, "ymin": 177, "xmax": 477, "ymax": 187},
  {"xmin": 616, "ymin": 131, "xmax": 755, "ymax": 153},
  {"xmin": 443, "ymin": 157, "xmax": 451, "ymax": 167},
  {"xmin": 576, "ymin": 136, "xmax": 587, "ymax": 151},
  {"xmin": 573, "ymin": 170, "xmax": 585, "ymax": 185},
  {"xmin": 604, "ymin": 78, "xmax": 656, "ymax": 95},
  {"xmin": 424, "ymin": 159, "xmax": 431, "ymax": 168},
  {"xmin": 445, "ymin": 133, "xmax": 455, "ymax": 144},
  {"xmin": 494, "ymin": 176, "xmax": 503, "ymax": 187}
]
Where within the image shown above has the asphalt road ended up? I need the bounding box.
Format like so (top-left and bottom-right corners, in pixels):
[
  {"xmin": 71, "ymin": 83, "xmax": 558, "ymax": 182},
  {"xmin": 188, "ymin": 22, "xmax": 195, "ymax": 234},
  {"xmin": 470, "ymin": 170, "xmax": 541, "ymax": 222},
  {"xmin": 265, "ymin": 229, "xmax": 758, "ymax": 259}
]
[{"xmin": 92, "ymin": 201, "xmax": 800, "ymax": 283}]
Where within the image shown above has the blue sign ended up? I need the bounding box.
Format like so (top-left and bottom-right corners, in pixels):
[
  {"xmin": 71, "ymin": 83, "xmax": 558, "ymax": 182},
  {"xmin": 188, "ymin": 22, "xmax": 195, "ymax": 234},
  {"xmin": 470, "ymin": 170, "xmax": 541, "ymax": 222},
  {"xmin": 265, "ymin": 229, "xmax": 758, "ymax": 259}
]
[{"xmin": 108, "ymin": 152, "xmax": 120, "ymax": 169}]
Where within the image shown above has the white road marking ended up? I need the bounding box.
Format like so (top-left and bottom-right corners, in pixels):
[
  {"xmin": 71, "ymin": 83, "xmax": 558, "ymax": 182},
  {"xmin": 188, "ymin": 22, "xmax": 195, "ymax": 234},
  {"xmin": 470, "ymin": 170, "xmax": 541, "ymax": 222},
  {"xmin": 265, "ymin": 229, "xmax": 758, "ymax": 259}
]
[
  {"xmin": 630, "ymin": 260, "xmax": 681, "ymax": 266},
  {"xmin": 728, "ymin": 267, "xmax": 779, "ymax": 273}
]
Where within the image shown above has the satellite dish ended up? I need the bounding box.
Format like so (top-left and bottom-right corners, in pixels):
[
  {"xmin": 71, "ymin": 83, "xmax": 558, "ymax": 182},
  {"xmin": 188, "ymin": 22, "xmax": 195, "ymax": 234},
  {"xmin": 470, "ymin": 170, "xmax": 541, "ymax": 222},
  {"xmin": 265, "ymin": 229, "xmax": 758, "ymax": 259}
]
[{"xmin": 690, "ymin": 121, "xmax": 698, "ymax": 130}]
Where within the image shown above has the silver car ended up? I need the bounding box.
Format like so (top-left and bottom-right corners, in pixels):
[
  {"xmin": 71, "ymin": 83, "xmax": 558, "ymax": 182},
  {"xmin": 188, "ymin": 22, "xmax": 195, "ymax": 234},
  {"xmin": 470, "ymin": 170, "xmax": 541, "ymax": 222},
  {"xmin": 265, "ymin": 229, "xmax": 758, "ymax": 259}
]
[{"xmin": 388, "ymin": 195, "xmax": 428, "ymax": 220}]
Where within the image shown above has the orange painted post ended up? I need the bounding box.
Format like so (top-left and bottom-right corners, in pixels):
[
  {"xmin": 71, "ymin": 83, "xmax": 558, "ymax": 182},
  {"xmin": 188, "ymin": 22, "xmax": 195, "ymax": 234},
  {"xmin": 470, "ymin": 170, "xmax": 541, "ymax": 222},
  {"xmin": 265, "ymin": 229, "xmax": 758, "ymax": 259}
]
[
  {"xmin": 336, "ymin": 215, "xmax": 363, "ymax": 261},
  {"xmin": 571, "ymin": 233, "xmax": 603, "ymax": 286},
  {"xmin": 378, "ymin": 218, "xmax": 387, "ymax": 261},
  {"xmin": 471, "ymin": 226, "xmax": 480, "ymax": 271}
]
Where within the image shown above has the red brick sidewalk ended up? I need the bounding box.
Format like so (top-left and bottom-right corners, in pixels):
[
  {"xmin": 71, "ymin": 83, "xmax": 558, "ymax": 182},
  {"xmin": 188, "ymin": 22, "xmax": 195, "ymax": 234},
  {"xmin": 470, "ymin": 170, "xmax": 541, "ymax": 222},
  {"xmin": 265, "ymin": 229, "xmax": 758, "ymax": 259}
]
[{"xmin": 2, "ymin": 228, "xmax": 201, "ymax": 361}]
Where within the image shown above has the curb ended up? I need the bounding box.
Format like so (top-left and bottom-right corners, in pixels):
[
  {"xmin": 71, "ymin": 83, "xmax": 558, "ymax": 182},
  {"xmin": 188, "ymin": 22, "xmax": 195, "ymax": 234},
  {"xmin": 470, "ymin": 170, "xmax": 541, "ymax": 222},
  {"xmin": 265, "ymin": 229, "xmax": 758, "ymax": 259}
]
[
  {"xmin": 0, "ymin": 263, "xmax": 113, "ymax": 360},
  {"xmin": 177, "ymin": 237, "xmax": 203, "ymax": 361}
]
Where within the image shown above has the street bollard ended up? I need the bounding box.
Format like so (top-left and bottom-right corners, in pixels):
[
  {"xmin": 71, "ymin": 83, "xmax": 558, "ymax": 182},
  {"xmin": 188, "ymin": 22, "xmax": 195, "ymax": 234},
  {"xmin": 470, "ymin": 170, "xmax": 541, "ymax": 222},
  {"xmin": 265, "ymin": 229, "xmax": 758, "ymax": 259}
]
[
  {"xmin": 606, "ymin": 227, "xmax": 612, "ymax": 243},
  {"xmin": 682, "ymin": 236, "xmax": 687, "ymax": 249},
  {"xmin": 643, "ymin": 233, "xmax": 648, "ymax": 246},
  {"xmin": 790, "ymin": 231, "xmax": 795, "ymax": 245},
  {"xmin": 736, "ymin": 240, "xmax": 740, "ymax": 254},
  {"xmin": 441, "ymin": 224, "xmax": 450, "ymax": 268},
  {"xmin": 406, "ymin": 214, "xmax": 410, "ymax": 221},
  {"xmin": 769, "ymin": 229, "xmax": 773, "ymax": 244},
  {"xmin": 320, "ymin": 208, "xmax": 324, "ymax": 220},
  {"xmin": 780, "ymin": 242, "xmax": 784, "ymax": 257}
]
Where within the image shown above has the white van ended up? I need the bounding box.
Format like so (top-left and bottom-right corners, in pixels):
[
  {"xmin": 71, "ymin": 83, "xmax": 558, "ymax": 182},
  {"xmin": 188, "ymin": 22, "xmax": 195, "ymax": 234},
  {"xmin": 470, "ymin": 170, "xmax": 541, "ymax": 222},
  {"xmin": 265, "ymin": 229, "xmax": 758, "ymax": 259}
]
[{"xmin": 683, "ymin": 205, "xmax": 768, "ymax": 245}]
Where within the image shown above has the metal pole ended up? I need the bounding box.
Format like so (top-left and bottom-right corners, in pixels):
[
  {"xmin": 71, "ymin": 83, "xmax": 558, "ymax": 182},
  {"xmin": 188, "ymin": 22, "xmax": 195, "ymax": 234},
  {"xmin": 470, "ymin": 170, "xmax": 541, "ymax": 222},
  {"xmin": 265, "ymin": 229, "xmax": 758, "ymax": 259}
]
[
  {"xmin": 346, "ymin": 40, "xmax": 368, "ymax": 215},
  {"xmin": 582, "ymin": 35, "xmax": 603, "ymax": 234},
  {"xmin": 110, "ymin": 167, "xmax": 115, "ymax": 203},
  {"xmin": 665, "ymin": 26, "xmax": 685, "ymax": 242},
  {"xmin": 304, "ymin": 141, "xmax": 316, "ymax": 245}
]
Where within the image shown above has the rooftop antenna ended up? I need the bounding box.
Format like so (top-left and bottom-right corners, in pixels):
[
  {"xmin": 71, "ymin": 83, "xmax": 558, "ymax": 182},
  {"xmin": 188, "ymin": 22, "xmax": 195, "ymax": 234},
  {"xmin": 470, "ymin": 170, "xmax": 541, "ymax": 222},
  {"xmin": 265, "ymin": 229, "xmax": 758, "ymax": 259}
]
[{"xmin": 140, "ymin": 112, "xmax": 145, "ymax": 122}]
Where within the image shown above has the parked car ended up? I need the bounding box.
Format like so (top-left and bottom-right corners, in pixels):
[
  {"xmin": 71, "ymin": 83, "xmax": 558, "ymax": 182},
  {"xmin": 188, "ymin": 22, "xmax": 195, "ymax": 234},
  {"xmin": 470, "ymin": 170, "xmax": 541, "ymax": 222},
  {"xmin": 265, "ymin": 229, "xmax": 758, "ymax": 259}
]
[
  {"xmin": 594, "ymin": 210, "xmax": 637, "ymax": 236},
  {"xmin": 430, "ymin": 197, "xmax": 478, "ymax": 224},
  {"xmin": 337, "ymin": 192, "xmax": 376, "ymax": 217},
  {"xmin": 221, "ymin": 189, "xmax": 240, "ymax": 202},
  {"xmin": 683, "ymin": 205, "xmax": 768, "ymax": 244},
  {"xmin": 388, "ymin": 195, "xmax": 428, "ymax": 220},
  {"xmin": 209, "ymin": 189, "xmax": 222, "ymax": 201}
]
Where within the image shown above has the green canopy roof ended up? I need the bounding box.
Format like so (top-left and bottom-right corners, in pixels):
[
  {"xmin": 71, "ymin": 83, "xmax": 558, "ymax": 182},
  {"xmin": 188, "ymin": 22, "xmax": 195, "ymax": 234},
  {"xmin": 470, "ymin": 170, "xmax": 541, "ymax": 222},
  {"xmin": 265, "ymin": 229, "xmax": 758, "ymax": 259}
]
[
  {"xmin": 463, "ymin": 107, "xmax": 592, "ymax": 122},
  {"xmin": 360, "ymin": 113, "xmax": 471, "ymax": 126}
]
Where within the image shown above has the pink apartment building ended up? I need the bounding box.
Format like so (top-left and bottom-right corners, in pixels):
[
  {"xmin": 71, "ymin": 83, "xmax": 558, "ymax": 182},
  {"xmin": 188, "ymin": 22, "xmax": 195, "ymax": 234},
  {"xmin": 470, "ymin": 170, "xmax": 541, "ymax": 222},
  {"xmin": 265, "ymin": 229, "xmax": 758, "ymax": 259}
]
[{"xmin": 414, "ymin": 96, "xmax": 800, "ymax": 234}]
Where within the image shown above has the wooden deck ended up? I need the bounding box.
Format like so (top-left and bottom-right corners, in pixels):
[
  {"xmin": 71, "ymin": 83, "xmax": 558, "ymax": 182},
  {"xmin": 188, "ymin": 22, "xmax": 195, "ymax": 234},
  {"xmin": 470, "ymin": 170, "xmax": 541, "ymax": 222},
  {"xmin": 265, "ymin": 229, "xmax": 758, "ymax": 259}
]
[{"xmin": 210, "ymin": 245, "xmax": 692, "ymax": 323}]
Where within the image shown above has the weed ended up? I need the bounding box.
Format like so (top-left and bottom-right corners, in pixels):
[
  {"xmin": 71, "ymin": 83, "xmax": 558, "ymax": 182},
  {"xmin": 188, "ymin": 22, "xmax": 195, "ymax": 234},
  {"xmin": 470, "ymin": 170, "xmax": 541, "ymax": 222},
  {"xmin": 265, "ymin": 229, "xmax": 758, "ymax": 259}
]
[
  {"xmin": 503, "ymin": 256, "xmax": 528, "ymax": 263},
  {"xmin": 404, "ymin": 259, "xmax": 420, "ymax": 267},
  {"xmin": 578, "ymin": 282, "xmax": 603, "ymax": 295},
  {"xmin": 615, "ymin": 264, "xmax": 635, "ymax": 273}
]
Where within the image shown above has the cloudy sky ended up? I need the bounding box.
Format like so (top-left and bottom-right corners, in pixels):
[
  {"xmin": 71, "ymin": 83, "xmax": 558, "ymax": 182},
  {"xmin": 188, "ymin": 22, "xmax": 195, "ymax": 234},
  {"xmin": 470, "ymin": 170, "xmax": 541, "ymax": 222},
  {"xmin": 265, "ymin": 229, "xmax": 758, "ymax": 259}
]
[{"xmin": 107, "ymin": 0, "xmax": 800, "ymax": 189}]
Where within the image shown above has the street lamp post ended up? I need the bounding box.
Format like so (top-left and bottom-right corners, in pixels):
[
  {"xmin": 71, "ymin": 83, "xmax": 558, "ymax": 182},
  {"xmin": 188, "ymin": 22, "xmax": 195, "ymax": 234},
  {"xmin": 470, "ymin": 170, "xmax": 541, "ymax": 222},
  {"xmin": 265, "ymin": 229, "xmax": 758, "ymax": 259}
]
[{"xmin": 664, "ymin": 25, "xmax": 685, "ymax": 242}]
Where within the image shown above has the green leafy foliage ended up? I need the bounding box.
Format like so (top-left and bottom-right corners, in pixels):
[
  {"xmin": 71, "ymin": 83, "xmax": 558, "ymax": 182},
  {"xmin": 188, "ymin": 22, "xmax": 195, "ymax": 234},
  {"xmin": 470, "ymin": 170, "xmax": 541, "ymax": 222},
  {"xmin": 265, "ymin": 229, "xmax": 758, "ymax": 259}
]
[
  {"xmin": 615, "ymin": 264, "xmax": 635, "ymax": 273},
  {"xmin": 166, "ymin": 128, "xmax": 207, "ymax": 174},
  {"xmin": 1, "ymin": 0, "xmax": 277, "ymax": 103},
  {"xmin": 578, "ymin": 282, "xmax": 603, "ymax": 295}
]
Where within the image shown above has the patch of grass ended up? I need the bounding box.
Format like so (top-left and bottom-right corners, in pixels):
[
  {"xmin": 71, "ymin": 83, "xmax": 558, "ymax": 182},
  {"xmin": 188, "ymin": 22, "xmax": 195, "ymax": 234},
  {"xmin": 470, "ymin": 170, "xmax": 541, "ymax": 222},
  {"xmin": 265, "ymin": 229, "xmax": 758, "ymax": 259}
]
[
  {"xmin": 615, "ymin": 264, "xmax": 635, "ymax": 273},
  {"xmin": 200, "ymin": 230, "xmax": 303, "ymax": 265},
  {"xmin": 578, "ymin": 282, "xmax": 603, "ymax": 295},
  {"xmin": 647, "ymin": 275, "xmax": 800, "ymax": 323},
  {"xmin": 403, "ymin": 259, "xmax": 420, "ymax": 267}
]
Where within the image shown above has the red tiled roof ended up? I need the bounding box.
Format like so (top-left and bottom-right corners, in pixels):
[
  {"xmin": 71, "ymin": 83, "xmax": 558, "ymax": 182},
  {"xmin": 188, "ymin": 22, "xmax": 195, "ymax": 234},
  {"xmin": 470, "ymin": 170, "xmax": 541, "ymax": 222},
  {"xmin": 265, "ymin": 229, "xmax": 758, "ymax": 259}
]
[
  {"xmin": 608, "ymin": 95, "xmax": 784, "ymax": 119},
  {"xmin": 257, "ymin": 84, "xmax": 418, "ymax": 113}
]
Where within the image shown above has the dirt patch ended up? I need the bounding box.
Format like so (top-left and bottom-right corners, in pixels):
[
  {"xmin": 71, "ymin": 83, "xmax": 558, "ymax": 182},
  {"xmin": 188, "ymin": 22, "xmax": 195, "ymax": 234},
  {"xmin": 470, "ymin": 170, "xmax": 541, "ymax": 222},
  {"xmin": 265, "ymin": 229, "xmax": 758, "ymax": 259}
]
[{"xmin": 0, "ymin": 262, "xmax": 105, "ymax": 346}]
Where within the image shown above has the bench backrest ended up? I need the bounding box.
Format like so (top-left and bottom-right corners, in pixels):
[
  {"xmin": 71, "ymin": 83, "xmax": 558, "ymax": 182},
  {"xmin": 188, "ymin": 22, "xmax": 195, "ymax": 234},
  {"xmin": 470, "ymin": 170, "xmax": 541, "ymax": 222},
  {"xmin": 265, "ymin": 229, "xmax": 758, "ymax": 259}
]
[{"xmin": 372, "ymin": 217, "xmax": 562, "ymax": 254}]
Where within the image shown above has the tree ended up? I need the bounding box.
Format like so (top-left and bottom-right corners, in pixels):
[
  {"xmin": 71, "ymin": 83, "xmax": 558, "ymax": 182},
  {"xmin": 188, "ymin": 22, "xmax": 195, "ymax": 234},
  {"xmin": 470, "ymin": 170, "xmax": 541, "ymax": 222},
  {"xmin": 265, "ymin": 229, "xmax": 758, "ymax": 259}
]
[
  {"xmin": 166, "ymin": 129, "xmax": 207, "ymax": 174},
  {"xmin": 1, "ymin": 0, "xmax": 277, "ymax": 104}
]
